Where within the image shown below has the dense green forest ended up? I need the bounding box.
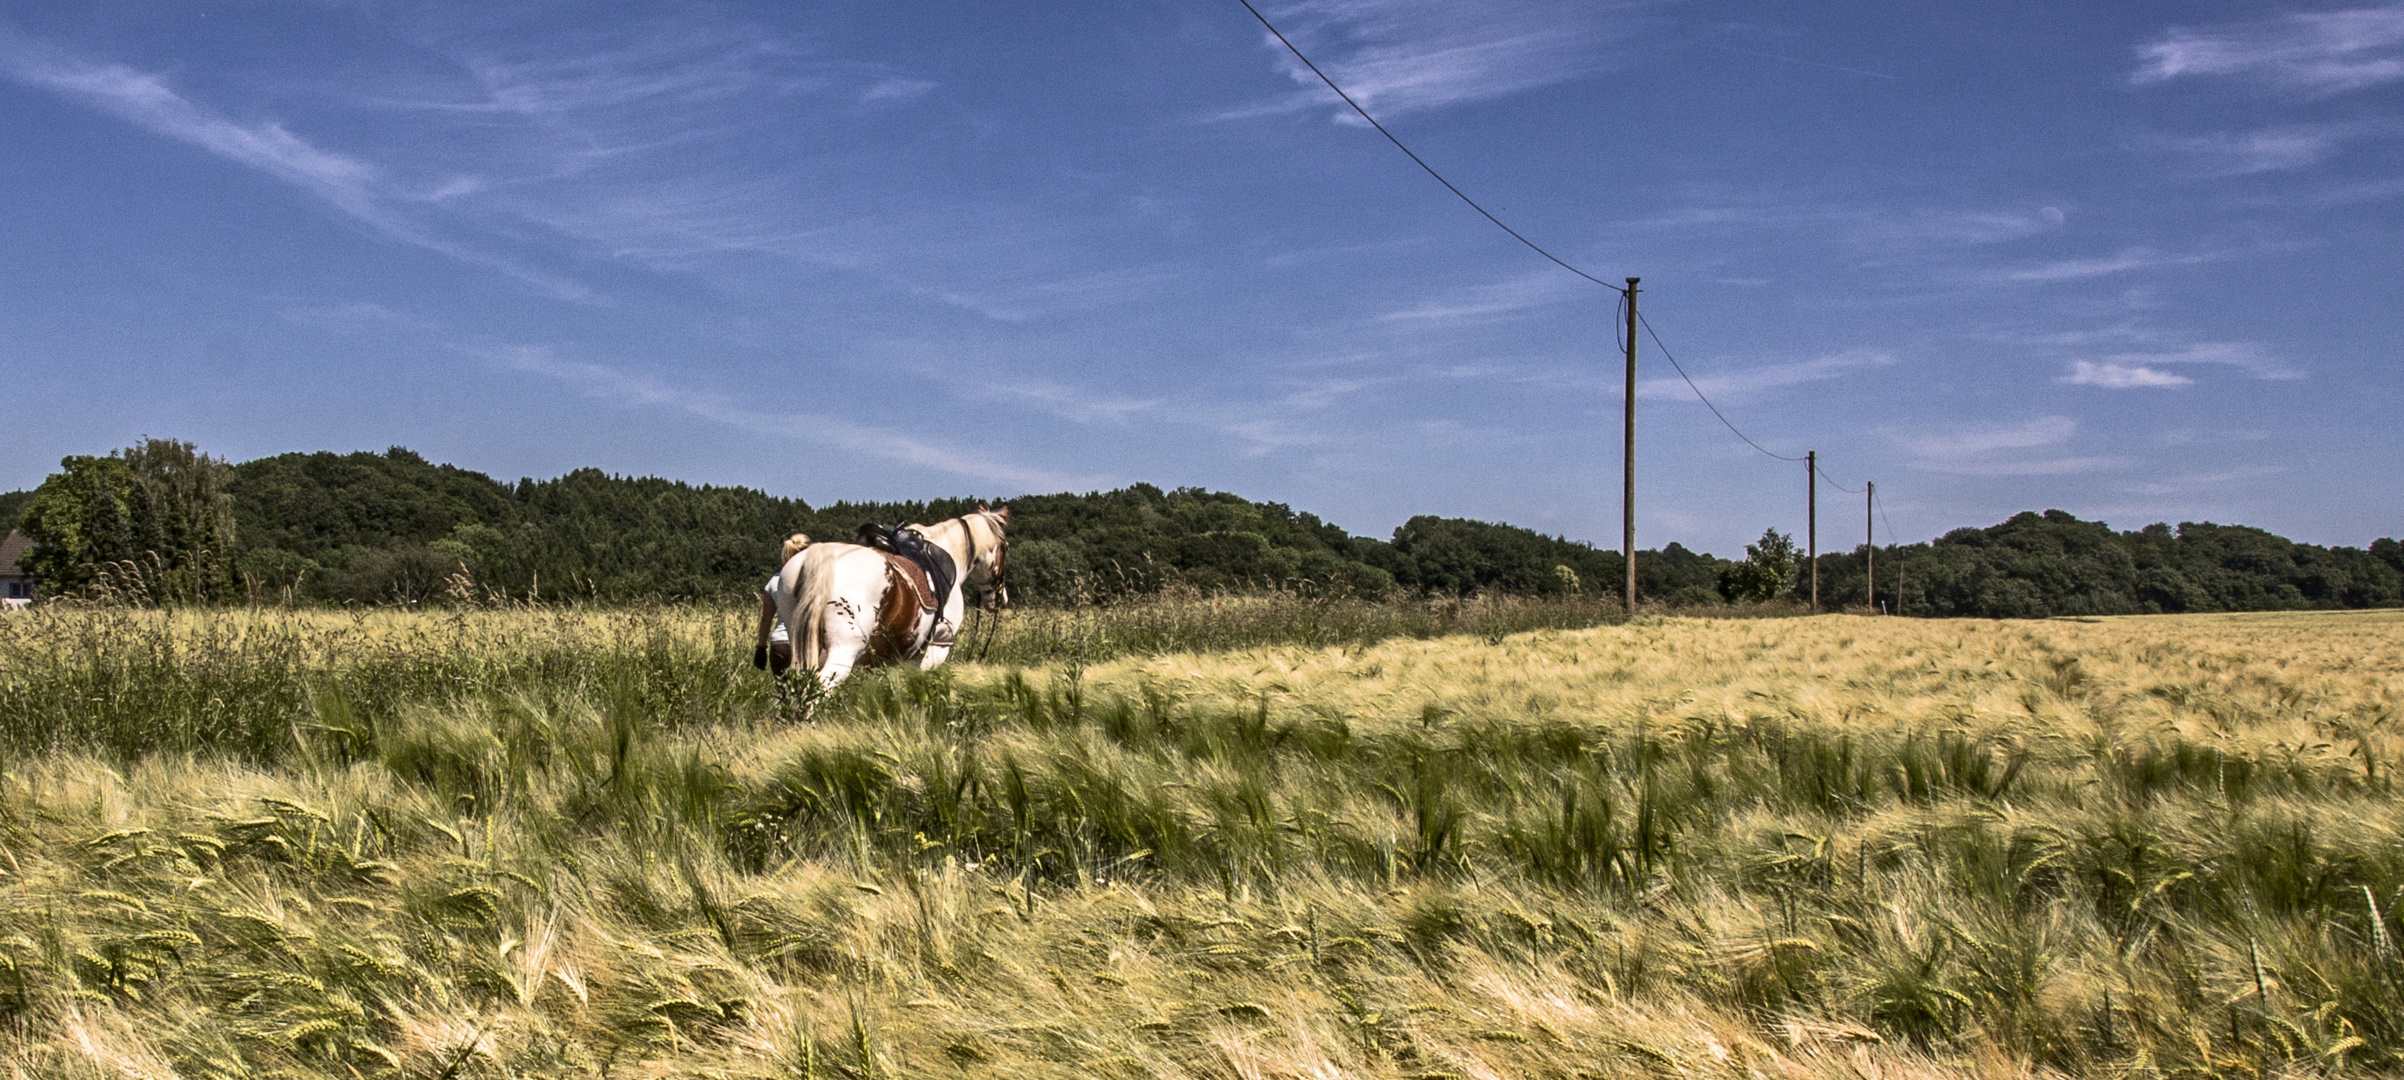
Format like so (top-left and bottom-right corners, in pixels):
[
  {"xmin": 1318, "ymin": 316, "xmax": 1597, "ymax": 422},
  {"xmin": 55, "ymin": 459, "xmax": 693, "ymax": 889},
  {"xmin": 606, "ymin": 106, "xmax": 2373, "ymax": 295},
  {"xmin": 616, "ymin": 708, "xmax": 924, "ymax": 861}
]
[{"xmin": 8, "ymin": 440, "xmax": 2401, "ymax": 617}]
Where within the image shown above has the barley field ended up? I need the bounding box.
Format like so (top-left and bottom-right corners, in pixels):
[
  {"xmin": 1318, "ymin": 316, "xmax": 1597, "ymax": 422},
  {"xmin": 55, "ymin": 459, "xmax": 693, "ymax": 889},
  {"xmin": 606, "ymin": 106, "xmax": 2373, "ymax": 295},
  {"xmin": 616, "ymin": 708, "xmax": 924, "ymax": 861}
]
[{"xmin": 1, "ymin": 603, "xmax": 2400, "ymax": 1078}]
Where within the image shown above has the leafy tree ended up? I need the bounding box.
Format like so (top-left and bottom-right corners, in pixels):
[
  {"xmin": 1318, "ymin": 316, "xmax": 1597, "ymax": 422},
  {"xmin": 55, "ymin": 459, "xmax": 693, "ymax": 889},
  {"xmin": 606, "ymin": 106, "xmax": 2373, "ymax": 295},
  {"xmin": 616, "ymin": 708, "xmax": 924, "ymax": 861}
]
[
  {"xmin": 1639, "ymin": 542, "xmax": 1724, "ymax": 606},
  {"xmin": 0, "ymin": 488, "xmax": 32, "ymax": 531},
  {"xmin": 1005, "ymin": 539, "xmax": 1092, "ymax": 604},
  {"xmin": 16, "ymin": 439, "xmax": 236, "ymax": 600},
  {"xmin": 17, "ymin": 454, "xmax": 134, "ymax": 593},
  {"xmin": 23, "ymin": 440, "xmax": 2399, "ymax": 616},
  {"xmin": 227, "ymin": 447, "xmax": 522, "ymax": 561},
  {"xmin": 324, "ymin": 544, "xmax": 460, "ymax": 605},
  {"xmin": 1718, "ymin": 529, "xmax": 1798, "ymax": 603},
  {"xmin": 1851, "ymin": 511, "xmax": 2403, "ymax": 617},
  {"xmin": 1388, "ymin": 516, "xmax": 1621, "ymax": 596}
]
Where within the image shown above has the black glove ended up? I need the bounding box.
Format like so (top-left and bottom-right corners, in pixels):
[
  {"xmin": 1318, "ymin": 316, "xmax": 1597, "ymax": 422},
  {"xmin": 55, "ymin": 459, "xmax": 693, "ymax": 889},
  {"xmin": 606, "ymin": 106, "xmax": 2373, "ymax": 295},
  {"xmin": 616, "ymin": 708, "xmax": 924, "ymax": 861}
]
[{"xmin": 752, "ymin": 643, "xmax": 769, "ymax": 670}]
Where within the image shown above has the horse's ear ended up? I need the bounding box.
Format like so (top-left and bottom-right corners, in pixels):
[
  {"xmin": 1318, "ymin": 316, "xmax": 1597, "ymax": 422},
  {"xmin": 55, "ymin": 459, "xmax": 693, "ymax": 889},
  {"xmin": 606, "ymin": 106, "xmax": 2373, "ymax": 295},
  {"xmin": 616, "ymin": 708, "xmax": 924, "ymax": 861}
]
[
  {"xmin": 977, "ymin": 501, "xmax": 989, "ymax": 513},
  {"xmin": 996, "ymin": 504, "xmax": 1011, "ymax": 523}
]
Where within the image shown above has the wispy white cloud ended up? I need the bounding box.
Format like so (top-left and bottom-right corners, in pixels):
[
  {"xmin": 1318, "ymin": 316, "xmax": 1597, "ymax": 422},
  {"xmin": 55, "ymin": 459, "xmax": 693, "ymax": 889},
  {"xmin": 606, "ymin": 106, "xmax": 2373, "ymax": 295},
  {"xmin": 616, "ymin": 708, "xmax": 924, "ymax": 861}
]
[
  {"xmin": 0, "ymin": 26, "xmax": 598, "ymax": 301},
  {"xmin": 2312, "ymin": 176, "xmax": 2404, "ymax": 205},
  {"xmin": 2161, "ymin": 427, "xmax": 2270, "ymax": 447},
  {"xmin": 1901, "ymin": 415, "xmax": 2076, "ymax": 458},
  {"xmin": 1220, "ymin": 416, "xmax": 1340, "ymax": 456},
  {"xmin": 492, "ymin": 346, "xmax": 1101, "ymax": 490},
  {"xmin": 1698, "ymin": 43, "xmax": 1895, "ymax": 81},
  {"xmin": 1227, "ymin": 0, "xmax": 1657, "ymax": 122},
  {"xmin": 3, "ymin": 18, "xmax": 1061, "ymax": 316},
  {"xmin": 2018, "ymin": 323, "xmax": 2300, "ymax": 385},
  {"xmin": 913, "ymin": 264, "xmax": 1185, "ymax": 324},
  {"xmin": 2001, "ymin": 246, "xmax": 2227, "ymax": 282},
  {"xmin": 2135, "ymin": 5, "xmax": 2404, "ymax": 94},
  {"xmin": 2100, "ymin": 340, "xmax": 2300, "ymax": 380},
  {"xmin": 1638, "ymin": 348, "xmax": 1896, "ymax": 400},
  {"xmin": 1916, "ymin": 457, "xmax": 2123, "ymax": 478},
  {"xmin": 0, "ymin": 44, "xmax": 376, "ymax": 203},
  {"xmin": 2062, "ymin": 361, "xmax": 2193, "ymax": 389},
  {"xmin": 1634, "ymin": 192, "xmax": 2065, "ymax": 256},
  {"xmin": 418, "ymin": 27, "xmax": 824, "ymax": 123},
  {"xmin": 2114, "ymin": 466, "xmax": 2285, "ymax": 497},
  {"xmin": 1898, "ymin": 416, "xmax": 2122, "ymax": 476},
  {"xmin": 277, "ymin": 300, "xmax": 438, "ymax": 334},
  {"xmin": 968, "ymin": 378, "xmax": 1163, "ymax": 426},
  {"xmin": 1378, "ymin": 270, "xmax": 1584, "ymax": 322},
  {"xmin": 860, "ymin": 77, "xmax": 936, "ymax": 104},
  {"xmin": 2159, "ymin": 125, "xmax": 2356, "ymax": 175}
]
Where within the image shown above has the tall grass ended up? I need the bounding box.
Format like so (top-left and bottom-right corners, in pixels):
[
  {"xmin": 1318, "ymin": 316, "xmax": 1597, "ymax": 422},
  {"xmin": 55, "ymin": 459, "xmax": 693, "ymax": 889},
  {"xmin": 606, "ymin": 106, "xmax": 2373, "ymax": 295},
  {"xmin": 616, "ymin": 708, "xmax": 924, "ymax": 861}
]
[
  {"xmin": 0, "ymin": 594, "xmax": 1656, "ymax": 760},
  {"xmin": 963, "ymin": 591, "xmax": 1646, "ymax": 666},
  {"xmin": 0, "ymin": 605, "xmax": 767, "ymax": 761},
  {"xmin": 2, "ymin": 605, "xmax": 2399, "ymax": 1077}
]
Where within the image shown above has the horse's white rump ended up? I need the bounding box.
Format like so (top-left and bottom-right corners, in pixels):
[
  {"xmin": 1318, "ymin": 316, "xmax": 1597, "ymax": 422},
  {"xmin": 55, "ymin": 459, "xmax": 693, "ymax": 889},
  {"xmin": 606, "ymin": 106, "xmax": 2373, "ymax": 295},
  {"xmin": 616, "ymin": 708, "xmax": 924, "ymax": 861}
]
[{"xmin": 772, "ymin": 507, "xmax": 1006, "ymax": 694}]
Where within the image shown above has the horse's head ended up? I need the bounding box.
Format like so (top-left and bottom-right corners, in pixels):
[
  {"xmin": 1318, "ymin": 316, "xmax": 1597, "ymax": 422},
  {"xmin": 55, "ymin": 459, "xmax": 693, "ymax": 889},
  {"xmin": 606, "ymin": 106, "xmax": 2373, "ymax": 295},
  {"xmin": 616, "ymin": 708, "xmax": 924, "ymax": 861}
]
[{"xmin": 968, "ymin": 503, "xmax": 1011, "ymax": 611}]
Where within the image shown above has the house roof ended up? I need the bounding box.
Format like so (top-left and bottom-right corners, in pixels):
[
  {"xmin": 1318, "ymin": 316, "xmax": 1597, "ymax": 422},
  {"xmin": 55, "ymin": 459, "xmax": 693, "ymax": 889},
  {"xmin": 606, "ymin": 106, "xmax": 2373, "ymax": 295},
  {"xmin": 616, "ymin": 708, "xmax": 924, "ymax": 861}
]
[{"xmin": 0, "ymin": 530, "xmax": 31, "ymax": 578}]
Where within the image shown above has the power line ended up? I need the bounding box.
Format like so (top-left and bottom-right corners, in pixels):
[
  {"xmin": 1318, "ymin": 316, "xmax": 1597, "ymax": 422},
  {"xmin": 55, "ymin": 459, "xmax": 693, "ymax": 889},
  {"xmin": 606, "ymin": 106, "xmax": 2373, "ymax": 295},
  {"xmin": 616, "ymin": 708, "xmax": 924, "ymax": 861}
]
[
  {"xmin": 1236, "ymin": 0, "xmax": 1904, "ymax": 553},
  {"xmin": 1815, "ymin": 463, "xmax": 1864, "ymax": 495},
  {"xmin": 1638, "ymin": 308, "xmax": 1874, "ymax": 494},
  {"xmin": 1874, "ymin": 485, "xmax": 1906, "ymax": 615},
  {"xmin": 1239, "ymin": 0, "xmax": 1828, "ymax": 474},
  {"xmin": 1234, "ymin": 0, "xmax": 1625, "ymax": 295},
  {"xmin": 1635, "ymin": 312, "xmax": 1807, "ymax": 462}
]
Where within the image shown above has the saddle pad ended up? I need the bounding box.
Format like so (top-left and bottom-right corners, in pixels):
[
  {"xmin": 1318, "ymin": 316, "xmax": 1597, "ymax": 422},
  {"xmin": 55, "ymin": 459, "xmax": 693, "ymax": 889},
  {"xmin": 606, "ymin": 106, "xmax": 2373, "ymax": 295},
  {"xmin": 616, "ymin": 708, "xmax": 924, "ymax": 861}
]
[{"xmin": 880, "ymin": 550, "xmax": 940, "ymax": 614}]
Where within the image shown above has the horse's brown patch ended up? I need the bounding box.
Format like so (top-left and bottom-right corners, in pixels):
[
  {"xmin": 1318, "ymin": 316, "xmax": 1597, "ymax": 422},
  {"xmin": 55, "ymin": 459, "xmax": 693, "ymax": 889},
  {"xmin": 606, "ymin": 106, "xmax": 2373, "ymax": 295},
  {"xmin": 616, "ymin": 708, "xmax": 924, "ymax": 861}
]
[
  {"xmin": 878, "ymin": 551, "xmax": 939, "ymax": 614},
  {"xmin": 865, "ymin": 563, "xmax": 926, "ymax": 665}
]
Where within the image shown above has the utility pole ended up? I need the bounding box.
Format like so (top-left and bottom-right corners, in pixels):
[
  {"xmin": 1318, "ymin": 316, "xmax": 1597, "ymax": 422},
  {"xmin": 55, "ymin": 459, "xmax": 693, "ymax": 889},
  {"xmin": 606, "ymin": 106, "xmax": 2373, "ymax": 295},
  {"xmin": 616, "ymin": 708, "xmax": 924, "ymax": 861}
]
[
  {"xmin": 1623, "ymin": 278, "xmax": 1638, "ymax": 614},
  {"xmin": 1806, "ymin": 450, "xmax": 1818, "ymax": 612},
  {"xmin": 1865, "ymin": 481, "xmax": 1876, "ymax": 614}
]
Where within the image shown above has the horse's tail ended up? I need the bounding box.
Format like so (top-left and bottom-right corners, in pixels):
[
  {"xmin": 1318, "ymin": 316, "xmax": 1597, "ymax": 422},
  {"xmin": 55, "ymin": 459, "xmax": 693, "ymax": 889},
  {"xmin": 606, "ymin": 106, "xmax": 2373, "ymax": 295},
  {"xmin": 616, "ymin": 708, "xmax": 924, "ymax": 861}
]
[{"xmin": 798, "ymin": 590, "xmax": 829, "ymax": 672}]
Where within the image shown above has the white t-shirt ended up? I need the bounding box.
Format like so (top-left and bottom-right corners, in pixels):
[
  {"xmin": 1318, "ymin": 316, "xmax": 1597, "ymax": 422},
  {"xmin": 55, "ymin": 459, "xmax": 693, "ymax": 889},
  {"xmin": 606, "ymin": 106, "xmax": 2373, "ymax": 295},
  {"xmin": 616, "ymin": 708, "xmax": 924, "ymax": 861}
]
[{"xmin": 762, "ymin": 574, "xmax": 789, "ymax": 644}]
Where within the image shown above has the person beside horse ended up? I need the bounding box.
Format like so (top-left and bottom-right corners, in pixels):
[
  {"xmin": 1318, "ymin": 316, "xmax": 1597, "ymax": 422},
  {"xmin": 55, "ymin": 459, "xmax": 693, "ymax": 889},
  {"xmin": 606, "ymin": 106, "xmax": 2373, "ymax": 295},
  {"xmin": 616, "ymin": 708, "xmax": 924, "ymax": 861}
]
[
  {"xmin": 752, "ymin": 532, "xmax": 813, "ymax": 675},
  {"xmin": 766, "ymin": 504, "xmax": 1008, "ymax": 692}
]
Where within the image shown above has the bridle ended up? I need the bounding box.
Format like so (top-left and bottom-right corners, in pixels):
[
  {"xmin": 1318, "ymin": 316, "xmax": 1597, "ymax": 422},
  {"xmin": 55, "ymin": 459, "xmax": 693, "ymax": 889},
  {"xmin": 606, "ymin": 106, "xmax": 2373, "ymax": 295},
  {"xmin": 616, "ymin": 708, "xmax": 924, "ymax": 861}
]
[{"xmin": 961, "ymin": 509, "xmax": 1009, "ymax": 612}]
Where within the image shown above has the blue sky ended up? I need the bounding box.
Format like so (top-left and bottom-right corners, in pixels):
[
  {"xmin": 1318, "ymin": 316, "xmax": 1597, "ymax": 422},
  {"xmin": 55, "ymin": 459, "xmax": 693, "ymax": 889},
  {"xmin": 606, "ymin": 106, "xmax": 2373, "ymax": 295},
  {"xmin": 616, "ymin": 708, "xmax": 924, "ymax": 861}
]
[{"xmin": 2, "ymin": 0, "xmax": 2398, "ymax": 555}]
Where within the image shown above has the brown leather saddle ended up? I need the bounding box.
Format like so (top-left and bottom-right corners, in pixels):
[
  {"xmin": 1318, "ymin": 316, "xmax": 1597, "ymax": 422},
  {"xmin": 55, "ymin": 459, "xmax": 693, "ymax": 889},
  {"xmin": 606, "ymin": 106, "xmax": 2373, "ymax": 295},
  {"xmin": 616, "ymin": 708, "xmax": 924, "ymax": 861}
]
[
  {"xmin": 855, "ymin": 524, "xmax": 955, "ymax": 615},
  {"xmin": 878, "ymin": 550, "xmax": 940, "ymax": 614}
]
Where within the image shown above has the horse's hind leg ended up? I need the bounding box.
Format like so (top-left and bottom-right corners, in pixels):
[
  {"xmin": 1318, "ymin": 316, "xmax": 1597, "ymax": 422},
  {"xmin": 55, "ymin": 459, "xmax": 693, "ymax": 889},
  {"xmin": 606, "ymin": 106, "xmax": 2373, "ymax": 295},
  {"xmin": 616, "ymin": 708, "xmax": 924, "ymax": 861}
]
[{"xmin": 813, "ymin": 598, "xmax": 874, "ymax": 691}]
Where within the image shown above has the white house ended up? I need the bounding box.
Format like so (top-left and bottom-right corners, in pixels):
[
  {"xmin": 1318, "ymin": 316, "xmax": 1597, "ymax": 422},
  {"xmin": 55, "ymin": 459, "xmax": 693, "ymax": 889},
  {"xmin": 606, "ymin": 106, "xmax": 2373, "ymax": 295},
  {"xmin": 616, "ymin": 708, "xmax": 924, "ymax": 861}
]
[{"xmin": 1, "ymin": 530, "xmax": 35, "ymax": 608}]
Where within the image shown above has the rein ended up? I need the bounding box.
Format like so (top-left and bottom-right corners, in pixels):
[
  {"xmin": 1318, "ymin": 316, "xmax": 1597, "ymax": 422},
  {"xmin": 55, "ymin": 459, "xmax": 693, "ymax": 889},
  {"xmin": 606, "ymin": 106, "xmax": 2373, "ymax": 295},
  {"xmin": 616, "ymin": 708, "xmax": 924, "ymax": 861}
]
[
  {"xmin": 953, "ymin": 508, "xmax": 1008, "ymax": 660},
  {"xmin": 956, "ymin": 509, "xmax": 1007, "ymax": 612}
]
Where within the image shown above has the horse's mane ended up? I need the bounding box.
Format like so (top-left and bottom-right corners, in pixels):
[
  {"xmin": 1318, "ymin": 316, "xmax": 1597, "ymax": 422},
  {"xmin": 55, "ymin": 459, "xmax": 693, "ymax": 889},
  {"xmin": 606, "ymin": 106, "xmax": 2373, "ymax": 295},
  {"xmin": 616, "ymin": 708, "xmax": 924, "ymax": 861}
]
[{"xmin": 914, "ymin": 507, "xmax": 1008, "ymax": 548}]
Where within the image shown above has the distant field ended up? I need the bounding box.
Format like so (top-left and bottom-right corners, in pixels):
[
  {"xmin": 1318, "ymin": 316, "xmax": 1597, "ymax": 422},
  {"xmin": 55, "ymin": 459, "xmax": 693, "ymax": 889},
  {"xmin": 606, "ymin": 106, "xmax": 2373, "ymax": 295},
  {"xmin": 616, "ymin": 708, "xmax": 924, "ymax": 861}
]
[{"xmin": 2, "ymin": 605, "xmax": 2400, "ymax": 1077}]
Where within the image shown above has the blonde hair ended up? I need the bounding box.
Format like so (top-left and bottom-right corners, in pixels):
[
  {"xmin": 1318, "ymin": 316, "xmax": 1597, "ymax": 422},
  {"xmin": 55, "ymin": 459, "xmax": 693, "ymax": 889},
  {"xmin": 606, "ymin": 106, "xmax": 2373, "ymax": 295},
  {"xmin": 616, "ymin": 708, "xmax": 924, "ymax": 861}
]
[{"xmin": 779, "ymin": 533, "xmax": 812, "ymax": 563}]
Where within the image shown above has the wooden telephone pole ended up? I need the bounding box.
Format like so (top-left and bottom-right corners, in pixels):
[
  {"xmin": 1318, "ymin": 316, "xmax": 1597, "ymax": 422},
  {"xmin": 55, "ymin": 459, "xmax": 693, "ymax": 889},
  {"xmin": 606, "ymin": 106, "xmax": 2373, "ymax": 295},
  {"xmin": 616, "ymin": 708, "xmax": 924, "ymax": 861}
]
[
  {"xmin": 1806, "ymin": 450, "xmax": 1818, "ymax": 612},
  {"xmin": 1865, "ymin": 481, "xmax": 1876, "ymax": 614},
  {"xmin": 1623, "ymin": 278, "xmax": 1638, "ymax": 614}
]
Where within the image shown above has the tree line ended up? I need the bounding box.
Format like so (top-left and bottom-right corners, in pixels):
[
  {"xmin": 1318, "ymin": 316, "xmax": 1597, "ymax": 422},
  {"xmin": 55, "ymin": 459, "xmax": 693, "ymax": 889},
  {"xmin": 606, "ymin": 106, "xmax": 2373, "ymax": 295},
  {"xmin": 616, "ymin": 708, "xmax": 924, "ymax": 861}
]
[{"xmin": 6, "ymin": 439, "xmax": 2399, "ymax": 616}]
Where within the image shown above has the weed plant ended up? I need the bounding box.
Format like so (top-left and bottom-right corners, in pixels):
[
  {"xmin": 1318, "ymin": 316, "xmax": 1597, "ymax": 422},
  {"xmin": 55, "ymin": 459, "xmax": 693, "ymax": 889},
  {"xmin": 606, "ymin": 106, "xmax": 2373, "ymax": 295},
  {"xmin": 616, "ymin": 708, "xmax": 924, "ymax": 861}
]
[{"xmin": 1, "ymin": 604, "xmax": 2399, "ymax": 1078}]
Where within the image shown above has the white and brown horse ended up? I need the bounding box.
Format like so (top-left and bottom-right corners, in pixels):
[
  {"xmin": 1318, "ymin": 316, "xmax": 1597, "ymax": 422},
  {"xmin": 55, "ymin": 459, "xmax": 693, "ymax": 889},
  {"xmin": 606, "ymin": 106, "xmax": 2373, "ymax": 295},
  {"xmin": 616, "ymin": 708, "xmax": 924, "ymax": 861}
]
[{"xmin": 773, "ymin": 505, "xmax": 1008, "ymax": 691}]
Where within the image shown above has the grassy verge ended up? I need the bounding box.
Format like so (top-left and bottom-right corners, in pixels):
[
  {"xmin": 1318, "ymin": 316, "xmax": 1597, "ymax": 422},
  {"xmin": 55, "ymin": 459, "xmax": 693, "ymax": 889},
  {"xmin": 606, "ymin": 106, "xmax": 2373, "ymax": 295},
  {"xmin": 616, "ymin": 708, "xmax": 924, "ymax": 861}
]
[{"xmin": 2, "ymin": 606, "xmax": 2400, "ymax": 1077}]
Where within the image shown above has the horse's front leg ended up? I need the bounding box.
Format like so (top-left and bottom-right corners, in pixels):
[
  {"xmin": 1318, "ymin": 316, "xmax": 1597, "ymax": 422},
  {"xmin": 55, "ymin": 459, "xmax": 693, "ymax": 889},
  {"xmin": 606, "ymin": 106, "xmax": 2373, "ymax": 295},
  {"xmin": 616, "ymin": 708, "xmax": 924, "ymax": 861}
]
[{"xmin": 917, "ymin": 594, "xmax": 966, "ymax": 670}]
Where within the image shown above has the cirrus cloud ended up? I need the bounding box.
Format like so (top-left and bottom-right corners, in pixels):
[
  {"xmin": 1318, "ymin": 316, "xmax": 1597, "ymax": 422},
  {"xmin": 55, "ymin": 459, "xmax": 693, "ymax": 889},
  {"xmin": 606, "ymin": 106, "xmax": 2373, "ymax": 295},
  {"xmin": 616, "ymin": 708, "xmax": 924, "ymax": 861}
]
[
  {"xmin": 1897, "ymin": 416, "xmax": 2123, "ymax": 476},
  {"xmin": 2134, "ymin": 5, "xmax": 2404, "ymax": 95},
  {"xmin": 2063, "ymin": 361, "xmax": 2193, "ymax": 389},
  {"xmin": 1226, "ymin": 0, "xmax": 1662, "ymax": 122}
]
